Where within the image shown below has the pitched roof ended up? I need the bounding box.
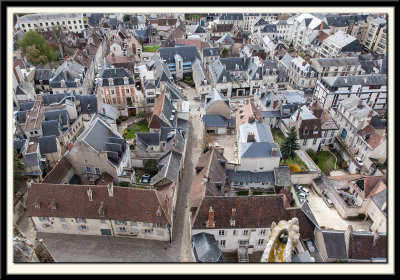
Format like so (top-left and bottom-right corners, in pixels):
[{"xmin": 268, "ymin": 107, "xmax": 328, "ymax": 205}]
[
  {"xmin": 42, "ymin": 157, "xmax": 73, "ymax": 184},
  {"xmin": 357, "ymin": 124, "xmax": 383, "ymax": 149},
  {"xmin": 78, "ymin": 94, "xmax": 98, "ymax": 115},
  {"xmin": 158, "ymin": 46, "xmax": 201, "ymax": 64},
  {"xmin": 192, "ymin": 232, "xmax": 225, "ymax": 262},
  {"xmin": 41, "ymin": 120, "xmax": 60, "ymax": 137},
  {"xmin": 175, "ymin": 38, "xmax": 211, "ymax": 52},
  {"xmin": 150, "ymin": 151, "xmax": 182, "ymax": 186},
  {"xmin": 274, "ymin": 166, "xmax": 292, "ymax": 186},
  {"xmin": 38, "ymin": 135, "xmax": 58, "ymax": 154},
  {"xmin": 320, "ymin": 230, "xmax": 347, "ymax": 260},
  {"xmin": 225, "ymin": 170, "xmax": 275, "ymax": 183},
  {"xmin": 348, "ymin": 232, "xmax": 387, "ymax": 260},
  {"xmin": 204, "ymin": 88, "xmax": 229, "ymax": 111},
  {"xmin": 203, "ymin": 115, "xmax": 230, "ymax": 128},
  {"xmin": 239, "ymin": 142, "xmax": 280, "ymax": 158},
  {"xmin": 27, "ymin": 183, "xmax": 172, "ymax": 225}
]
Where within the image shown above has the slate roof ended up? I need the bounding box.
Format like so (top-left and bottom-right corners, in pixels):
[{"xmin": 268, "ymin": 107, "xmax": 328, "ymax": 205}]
[
  {"xmin": 219, "ymin": 13, "xmax": 244, "ymax": 21},
  {"xmin": 50, "ymin": 60, "xmax": 86, "ymax": 88},
  {"xmin": 220, "ymin": 57, "xmax": 251, "ymax": 72},
  {"xmin": 42, "ymin": 93, "xmax": 71, "ymax": 105},
  {"xmin": 82, "ymin": 118, "xmax": 123, "ymax": 153},
  {"xmin": 208, "ymin": 59, "xmax": 232, "ymax": 84},
  {"xmin": 100, "ymin": 68, "xmax": 134, "ymax": 86},
  {"xmin": 226, "ymin": 170, "xmax": 275, "ymax": 183},
  {"xmin": 16, "ymin": 111, "xmax": 28, "ymax": 124},
  {"xmin": 98, "ymin": 103, "xmax": 118, "ymax": 122},
  {"xmin": 192, "ymin": 233, "xmax": 225, "ymax": 262},
  {"xmin": 24, "ymin": 153, "xmax": 39, "ymax": 168},
  {"xmin": 88, "ymin": 13, "xmax": 104, "ymax": 27},
  {"xmin": 14, "ymin": 139, "xmax": 27, "ymax": 154},
  {"xmin": 203, "ymin": 47, "xmax": 220, "ymax": 57},
  {"xmin": 204, "ymin": 88, "xmax": 229, "ymax": 111},
  {"xmin": 273, "ymin": 166, "xmax": 292, "ymax": 186},
  {"xmin": 135, "ymin": 132, "xmax": 160, "ymax": 150},
  {"xmin": 216, "ymin": 33, "xmax": 235, "ymax": 45},
  {"xmin": 321, "ymin": 230, "xmax": 348, "ymax": 260},
  {"xmin": 19, "ymin": 101, "xmax": 35, "ymax": 111},
  {"xmin": 78, "ymin": 94, "xmax": 98, "ymax": 115},
  {"xmin": 239, "ymin": 142, "xmax": 281, "ymax": 159},
  {"xmin": 34, "ymin": 66, "xmax": 53, "ymax": 81},
  {"xmin": 148, "ymin": 91, "xmax": 178, "ymax": 129},
  {"xmin": 239, "ymin": 121, "xmax": 274, "ymax": 143},
  {"xmin": 158, "ymin": 46, "xmax": 201, "ymax": 64},
  {"xmin": 38, "ymin": 135, "xmax": 58, "ymax": 154},
  {"xmin": 261, "ymin": 111, "xmax": 281, "ymax": 118},
  {"xmin": 292, "ymin": 250, "xmax": 315, "ymax": 262},
  {"xmin": 41, "ymin": 120, "xmax": 60, "ymax": 137},
  {"xmin": 370, "ymin": 189, "xmax": 387, "ymax": 217},
  {"xmin": 43, "ymin": 109, "xmax": 70, "ymax": 126},
  {"xmin": 203, "ymin": 115, "xmax": 230, "ymax": 128},
  {"xmin": 150, "ymin": 151, "xmax": 182, "ymax": 186},
  {"xmin": 192, "ymin": 59, "xmax": 212, "ymax": 88},
  {"xmin": 261, "ymin": 24, "xmax": 278, "ymax": 33},
  {"xmin": 316, "ymin": 57, "xmax": 361, "ymax": 67}
]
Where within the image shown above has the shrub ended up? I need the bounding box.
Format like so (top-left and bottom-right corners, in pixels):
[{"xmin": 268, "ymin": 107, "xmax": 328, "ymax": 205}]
[
  {"xmin": 289, "ymin": 164, "xmax": 301, "ymax": 172},
  {"xmin": 116, "ymin": 118, "xmax": 121, "ymax": 125},
  {"xmin": 342, "ymin": 162, "xmax": 349, "ymax": 169},
  {"xmin": 306, "ymin": 149, "xmax": 317, "ymax": 162},
  {"xmin": 357, "ymin": 213, "xmax": 366, "ymax": 220},
  {"xmin": 119, "ymin": 181, "xmax": 130, "ymax": 188},
  {"xmin": 144, "ymin": 159, "xmax": 158, "ymax": 175},
  {"xmin": 130, "ymin": 144, "xmax": 135, "ymax": 150}
]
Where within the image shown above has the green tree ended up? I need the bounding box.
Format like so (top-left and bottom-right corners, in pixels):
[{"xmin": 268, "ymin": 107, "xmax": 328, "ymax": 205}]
[
  {"xmin": 281, "ymin": 126, "xmax": 300, "ymax": 163},
  {"xmin": 25, "ymin": 45, "xmax": 49, "ymax": 65},
  {"xmin": 221, "ymin": 48, "xmax": 229, "ymax": 58},
  {"xmin": 18, "ymin": 30, "xmax": 57, "ymax": 62},
  {"xmin": 123, "ymin": 14, "xmax": 131, "ymax": 22},
  {"xmin": 144, "ymin": 159, "xmax": 158, "ymax": 175},
  {"xmin": 14, "ymin": 151, "xmax": 25, "ymax": 193}
]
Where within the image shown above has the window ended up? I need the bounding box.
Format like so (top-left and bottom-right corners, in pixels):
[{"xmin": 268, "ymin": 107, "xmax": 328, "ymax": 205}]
[
  {"xmin": 220, "ymin": 240, "xmax": 226, "ymax": 247},
  {"xmin": 83, "ymin": 166, "xmax": 92, "ymax": 174},
  {"xmin": 258, "ymin": 239, "xmax": 264, "ymax": 246},
  {"xmin": 39, "ymin": 217, "xmax": 50, "ymax": 222},
  {"xmin": 219, "ymin": 230, "xmax": 225, "ymax": 236},
  {"xmin": 142, "ymin": 229, "xmax": 153, "ymax": 234},
  {"xmin": 243, "ymin": 230, "xmax": 248, "ymax": 236},
  {"xmin": 260, "ymin": 229, "xmax": 266, "ymax": 236},
  {"xmin": 42, "ymin": 224, "xmax": 53, "ymax": 229},
  {"xmin": 126, "ymin": 89, "xmax": 130, "ymax": 93},
  {"xmin": 62, "ymin": 224, "xmax": 68, "ymax": 230},
  {"xmin": 371, "ymin": 209, "xmax": 376, "ymax": 216},
  {"xmin": 233, "ymin": 230, "xmax": 237, "ymax": 236},
  {"xmin": 304, "ymin": 130, "xmax": 309, "ymax": 135},
  {"xmin": 115, "ymin": 220, "xmax": 127, "ymax": 225},
  {"xmin": 60, "ymin": 218, "xmax": 66, "ymax": 223},
  {"xmin": 303, "ymin": 139, "xmax": 307, "ymax": 146},
  {"xmin": 79, "ymin": 225, "xmax": 88, "ymax": 230},
  {"xmin": 117, "ymin": 227, "xmax": 127, "ymax": 232},
  {"xmin": 313, "ymin": 138, "xmax": 317, "ymax": 145},
  {"xmin": 95, "ymin": 167, "xmax": 101, "ymax": 175},
  {"xmin": 75, "ymin": 218, "xmax": 87, "ymax": 223}
]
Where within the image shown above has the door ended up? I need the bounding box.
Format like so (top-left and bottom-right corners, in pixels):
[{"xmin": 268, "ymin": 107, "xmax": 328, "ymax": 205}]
[{"xmin": 101, "ymin": 229, "xmax": 112, "ymax": 236}]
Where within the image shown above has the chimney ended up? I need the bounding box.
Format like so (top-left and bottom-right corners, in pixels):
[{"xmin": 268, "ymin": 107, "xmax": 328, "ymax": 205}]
[
  {"xmin": 247, "ymin": 132, "xmax": 255, "ymax": 142},
  {"xmin": 271, "ymin": 146, "xmax": 278, "ymax": 157},
  {"xmin": 230, "ymin": 208, "xmax": 236, "ymax": 226},
  {"xmin": 67, "ymin": 142, "xmax": 74, "ymax": 151},
  {"xmin": 112, "ymin": 53, "xmax": 115, "ymax": 57},
  {"xmin": 319, "ymin": 21, "xmax": 324, "ymax": 31},
  {"xmin": 248, "ymin": 115, "xmax": 255, "ymax": 123},
  {"xmin": 207, "ymin": 206, "xmax": 215, "ymax": 228},
  {"xmin": 273, "ymin": 100, "xmax": 279, "ymax": 110},
  {"xmin": 296, "ymin": 105, "xmax": 301, "ymax": 121},
  {"xmin": 87, "ymin": 187, "xmax": 93, "ymax": 201},
  {"xmin": 103, "ymin": 107, "xmax": 106, "ymax": 115},
  {"xmin": 302, "ymin": 61, "xmax": 307, "ymax": 66},
  {"xmin": 98, "ymin": 202, "xmax": 105, "ymax": 217},
  {"xmin": 107, "ymin": 183, "xmax": 114, "ymax": 197},
  {"xmin": 248, "ymin": 188, "xmax": 253, "ymax": 196}
]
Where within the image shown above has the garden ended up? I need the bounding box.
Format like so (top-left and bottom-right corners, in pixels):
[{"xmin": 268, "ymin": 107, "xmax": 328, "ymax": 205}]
[
  {"xmin": 306, "ymin": 149, "xmax": 346, "ymax": 175},
  {"xmin": 122, "ymin": 121, "xmax": 149, "ymax": 140},
  {"xmin": 142, "ymin": 45, "xmax": 160, "ymax": 52}
]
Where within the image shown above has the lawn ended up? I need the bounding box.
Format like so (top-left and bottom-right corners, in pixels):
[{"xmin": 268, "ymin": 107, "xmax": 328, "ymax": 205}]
[
  {"xmin": 315, "ymin": 151, "xmax": 338, "ymax": 175},
  {"xmin": 271, "ymin": 127, "xmax": 309, "ymax": 171},
  {"xmin": 142, "ymin": 45, "xmax": 160, "ymax": 52},
  {"xmin": 123, "ymin": 122, "xmax": 149, "ymax": 140}
]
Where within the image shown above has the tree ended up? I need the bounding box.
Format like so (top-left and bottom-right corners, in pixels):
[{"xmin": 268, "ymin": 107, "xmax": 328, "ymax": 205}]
[
  {"xmin": 18, "ymin": 30, "xmax": 57, "ymax": 62},
  {"xmin": 221, "ymin": 48, "xmax": 229, "ymax": 58},
  {"xmin": 144, "ymin": 159, "xmax": 158, "ymax": 175},
  {"xmin": 289, "ymin": 164, "xmax": 301, "ymax": 172},
  {"xmin": 281, "ymin": 126, "xmax": 300, "ymax": 163},
  {"xmin": 25, "ymin": 45, "xmax": 48, "ymax": 65},
  {"xmin": 123, "ymin": 14, "xmax": 131, "ymax": 22},
  {"xmin": 14, "ymin": 151, "xmax": 25, "ymax": 193}
]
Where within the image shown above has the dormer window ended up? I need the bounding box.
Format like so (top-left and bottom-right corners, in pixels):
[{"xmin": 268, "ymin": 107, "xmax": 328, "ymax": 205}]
[
  {"xmin": 222, "ymin": 76, "xmax": 227, "ymax": 83},
  {"xmin": 235, "ymin": 64, "xmax": 239, "ymax": 70},
  {"xmin": 304, "ymin": 130, "xmax": 309, "ymax": 135},
  {"xmin": 123, "ymin": 76, "xmax": 129, "ymax": 85},
  {"xmin": 108, "ymin": 78, "xmax": 114, "ymax": 86},
  {"xmin": 75, "ymin": 78, "xmax": 81, "ymax": 86},
  {"xmin": 60, "ymin": 80, "xmax": 66, "ymax": 88}
]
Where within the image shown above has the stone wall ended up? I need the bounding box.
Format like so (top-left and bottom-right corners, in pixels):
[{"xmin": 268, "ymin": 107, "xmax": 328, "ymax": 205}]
[{"xmin": 290, "ymin": 171, "xmax": 321, "ymax": 185}]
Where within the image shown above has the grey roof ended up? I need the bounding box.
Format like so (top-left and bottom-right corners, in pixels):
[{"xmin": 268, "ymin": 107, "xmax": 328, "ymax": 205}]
[
  {"xmin": 216, "ymin": 33, "xmax": 235, "ymax": 45},
  {"xmin": 261, "ymin": 111, "xmax": 281, "ymax": 118},
  {"xmin": 41, "ymin": 120, "xmax": 60, "ymax": 137},
  {"xmin": 15, "ymin": 85, "xmax": 28, "ymax": 96},
  {"xmin": 203, "ymin": 115, "xmax": 230, "ymax": 128},
  {"xmin": 220, "ymin": 57, "xmax": 251, "ymax": 72},
  {"xmin": 14, "ymin": 139, "xmax": 27, "ymax": 154},
  {"xmin": 158, "ymin": 46, "xmax": 201, "ymax": 64},
  {"xmin": 88, "ymin": 13, "xmax": 104, "ymax": 27},
  {"xmin": 321, "ymin": 230, "xmax": 348, "ymax": 260},
  {"xmin": 192, "ymin": 232, "xmax": 225, "ymax": 263},
  {"xmin": 282, "ymin": 91, "xmax": 306, "ymax": 104},
  {"xmin": 369, "ymin": 115, "xmax": 386, "ymax": 130},
  {"xmin": 300, "ymin": 202, "xmax": 319, "ymax": 228},
  {"xmin": 219, "ymin": 13, "xmax": 244, "ymax": 21},
  {"xmin": 38, "ymin": 135, "xmax": 58, "ymax": 154},
  {"xmin": 239, "ymin": 142, "xmax": 281, "ymax": 158},
  {"xmin": 371, "ymin": 189, "xmax": 387, "ymax": 217},
  {"xmin": 208, "ymin": 59, "xmax": 232, "ymax": 84},
  {"xmin": 79, "ymin": 94, "xmax": 98, "ymax": 114},
  {"xmin": 24, "ymin": 152, "xmax": 39, "ymax": 168},
  {"xmin": 239, "ymin": 121, "xmax": 274, "ymax": 143},
  {"xmin": 261, "ymin": 24, "xmax": 278, "ymax": 33},
  {"xmin": 50, "ymin": 60, "xmax": 86, "ymax": 88},
  {"xmin": 316, "ymin": 57, "xmax": 361, "ymax": 67},
  {"xmin": 18, "ymin": 13, "xmax": 82, "ymax": 22},
  {"xmin": 186, "ymin": 24, "xmax": 206, "ymax": 34},
  {"xmin": 313, "ymin": 177, "xmax": 328, "ymax": 191},
  {"xmin": 16, "ymin": 111, "xmax": 28, "ymax": 124},
  {"xmin": 322, "ymin": 74, "xmax": 387, "ymax": 88},
  {"xmin": 150, "ymin": 151, "xmax": 182, "ymax": 185},
  {"xmin": 204, "ymin": 88, "xmax": 229, "ymax": 111},
  {"xmin": 360, "ymin": 59, "xmax": 387, "ymax": 75},
  {"xmin": 135, "ymin": 132, "xmax": 160, "ymax": 150},
  {"xmin": 324, "ymin": 15, "xmax": 368, "ymax": 28},
  {"xmin": 19, "ymin": 101, "xmax": 35, "ymax": 111},
  {"xmin": 42, "ymin": 93, "xmax": 71, "ymax": 105},
  {"xmin": 34, "ymin": 66, "xmax": 53, "ymax": 81},
  {"xmin": 202, "ymin": 47, "xmax": 219, "ymax": 57},
  {"xmin": 165, "ymin": 82, "xmax": 187, "ymax": 101},
  {"xmin": 177, "ymin": 118, "xmax": 189, "ymax": 135},
  {"xmin": 192, "ymin": 59, "xmax": 212, "ymax": 87},
  {"xmin": 226, "ymin": 170, "xmax": 275, "ymax": 183},
  {"xmin": 248, "ymin": 61, "xmax": 263, "ymax": 81},
  {"xmin": 43, "ymin": 109, "xmax": 70, "ymax": 125},
  {"xmin": 274, "ymin": 166, "xmax": 292, "ymax": 186},
  {"xmin": 292, "ymin": 250, "xmax": 315, "ymax": 263},
  {"xmin": 280, "ymin": 53, "xmax": 293, "ymax": 69},
  {"xmin": 82, "ymin": 118, "xmax": 122, "ymax": 153},
  {"xmin": 98, "ymin": 103, "xmax": 118, "ymax": 122},
  {"xmin": 100, "ymin": 68, "xmax": 134, "ymax": 86}
]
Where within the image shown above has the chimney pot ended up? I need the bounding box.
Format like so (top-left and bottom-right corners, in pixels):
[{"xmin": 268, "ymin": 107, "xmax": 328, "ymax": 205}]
[{"xmin": 207, "ymin": 206, "xmax": 215, "ymax": 228}]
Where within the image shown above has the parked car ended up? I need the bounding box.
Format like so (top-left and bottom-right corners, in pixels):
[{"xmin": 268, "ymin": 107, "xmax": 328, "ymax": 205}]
[
  {"xmin": 355, "ymin": 157, "xmax": 363, "ymax": 166},
  {"xmin": 298, "ymin": 186, "xmax": 310, "ymax": 195},
  {"xmin": 136, "ymin": 84, "xmax": 141, "ymax": 90},
  {"xmin": 297, "ymin": 192, "xmax": 307, "ymax": 199},
  {"xmin": 306, "ymin": 240, "xmax": 315, "ymax": 253},
  {"xmin": 323, "ymin": 196, "xmax": 333, "ymax": 207},
  {"xmin": 294, "ymin": 184, "xmax": 301, "ymax": 191},
  {"xmin": 141, "ymin": 174, "xmax": 151, "ymax": 183},
  {"xmin": 299, "ymin": 198, "xmax": 309, "ymax": 204}
]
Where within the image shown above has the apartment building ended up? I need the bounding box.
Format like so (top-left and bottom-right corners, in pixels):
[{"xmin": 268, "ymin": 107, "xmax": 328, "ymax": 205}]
[
  {"xmin": 361, "ymin": 16, "xmax": 387, "ymax": 55},
  {"xmin": 287, "ymin": 56, "xmax": 317, "ymax": 94},
  {"xmin": 319, "ymin": 30, "xmax": 363, "ymax": 58},
  {"xmin": 310, "ymin": 57, "xmax": 363, "ymax": 81},
  {"xmin": 17, "ymin": 13, "xmax": 85, "ymax": 33}
]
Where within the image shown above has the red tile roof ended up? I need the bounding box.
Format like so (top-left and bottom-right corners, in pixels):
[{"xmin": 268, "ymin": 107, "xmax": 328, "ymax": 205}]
[
  {"xmin": 357, "ymin": 124, "xmax": 383, "ymax": 149},
  {"xmin": 235, "ymin": 100, "xmax": 263, "ymax": 129},
  {"xmin": 175, "ymin": 38, "xmax": 211, "ymax": 52},
  {"xmin": 27, "ymin": 183, "xmax": 172, "ymax": 225},
  {"xmin": 42, "ymin": 157, "xmax": 73, "ymax": 184}
]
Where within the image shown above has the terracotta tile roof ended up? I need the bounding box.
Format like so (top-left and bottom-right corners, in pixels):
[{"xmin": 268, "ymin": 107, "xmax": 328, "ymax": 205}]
[
  {"xmin": 235, "ymin": 100, "xmax": 263, "ymax": 129},
  {"xmin": 27, "ymin": 183, "xmax": 172, "ymax": 225},
  {"xmin": 357, "ymin": 124, "xmax": 383, "ymax": 149},
  {"xmin": 317, "ymin": 31, "xmax": 330, "ymax": 43},
  {"xmin": 348, "ymin": 232, "xmax": 387, "ymax": 260},
  {"xmin": 42, "ymin": 157, "xmax": 73, "ymax": 184},
  {"xmin": 298, "ymin": 118, "xmax": 322, "ymax": 139},
  {"xmin": 363, "ymin": 176, "xmax": 387, "ymax": 198},
  {"xmin": 157, "ymin": 18, "xmax": 177, "ymax": 27},
  {"xmin": 175, "ymin": 38, "xmax": 211, "ymax": 52},
  {"xmin": 189, "ymin": 148, "xmax": 226, "ymax": 218},
  {"xmin": 95, "ymin": 172, "xmax": 114, "ymax": 185},
  {"xmin": 73, "ymin": 48, "xmax": 93, "ymax": 68},
  {"xmin": 148, "ymin": 91, "xmax": 166, "ymax": 129},
  {"xmin": 366, "ymin": 180, "xmax": 386, "ymax": 199}
]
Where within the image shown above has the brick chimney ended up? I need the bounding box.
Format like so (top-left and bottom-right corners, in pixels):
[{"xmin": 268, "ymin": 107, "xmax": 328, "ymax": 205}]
[
  {"xmin": 87, "ymin": 187, "xmax": 93, "ymax": 201},
  {"xmin": 207, "ymin": 206, "xmax": 215, "ymax": 228},
  {"xmin": 271, "ymin": 146, "xmax": 278, "ymax": 157},
  {"xmin": 67, "ymin": 142, "xmax": 74, "ymax": 151},
  {"xmin": 107, "ymin": 183, "xmax": 114, "ymax": 197},
  {"xmin": 247, "ymin": 132, "xmax": 255, "ymax": 142},
  {"xmin": 273, "ymin": 100, "xmax": 279, "ymax": 110},
  {"xmin": 319, "ymin": 21, "xmax": 324, "ymax": 31}
]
